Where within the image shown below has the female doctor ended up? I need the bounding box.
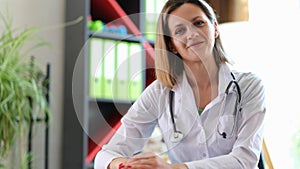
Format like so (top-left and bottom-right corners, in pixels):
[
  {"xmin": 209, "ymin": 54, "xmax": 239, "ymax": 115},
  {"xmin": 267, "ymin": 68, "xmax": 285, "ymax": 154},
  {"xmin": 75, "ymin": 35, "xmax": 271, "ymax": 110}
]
[{"xmin": 94, "ymin": 0, "xmax": 266, "ymax": 168}]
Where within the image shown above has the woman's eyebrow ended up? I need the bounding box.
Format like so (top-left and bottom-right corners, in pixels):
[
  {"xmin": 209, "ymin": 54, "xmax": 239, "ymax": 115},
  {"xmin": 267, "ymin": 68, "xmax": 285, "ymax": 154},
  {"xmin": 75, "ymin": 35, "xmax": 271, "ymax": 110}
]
[
  {"xmin": 173, "ymin": 23, "xmax": 184, "ymax": 28},
  {"xmin": 191, "ymin": 15, "xmax": 205, "ymax": 21},
  {"xmin": 168, "ymin": 19, "xmax": 185, "ymax": 29},
  {"xmin": 170, "ymin": 15, "xmax": 206, "ymax": 28}
]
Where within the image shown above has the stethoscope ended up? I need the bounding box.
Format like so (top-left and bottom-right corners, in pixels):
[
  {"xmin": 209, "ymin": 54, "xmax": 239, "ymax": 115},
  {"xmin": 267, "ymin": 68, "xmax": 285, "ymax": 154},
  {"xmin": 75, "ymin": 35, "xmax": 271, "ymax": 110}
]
[{"xmin": 169, "ymin": 72, "xmax": 242, "ymax": 143}]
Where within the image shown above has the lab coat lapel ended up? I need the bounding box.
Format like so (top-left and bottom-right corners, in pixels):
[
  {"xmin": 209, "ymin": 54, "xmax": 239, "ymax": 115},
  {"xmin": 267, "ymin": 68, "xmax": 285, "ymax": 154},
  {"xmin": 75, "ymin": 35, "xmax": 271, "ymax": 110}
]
[
  {"xmin": 172, "ymin": 72, "xmax": 200, "ymax": 137},
  {"xmin": 173, "ymin": 64, "xmax": 233, "ymax": 118},
  {"xmin": 218, "ymin": 64, "xmax": 234, "ymax": 96},
  {"xmin": 170, "ymin": 65, "xmax": 234, "ymax": 141},
  {"xmin": 194, "ymin": 64, "xmax": 233, "ymax": 112},
  {"xmin": 202, "ymin": 64, "xmax": 236, "ymax": 139}
]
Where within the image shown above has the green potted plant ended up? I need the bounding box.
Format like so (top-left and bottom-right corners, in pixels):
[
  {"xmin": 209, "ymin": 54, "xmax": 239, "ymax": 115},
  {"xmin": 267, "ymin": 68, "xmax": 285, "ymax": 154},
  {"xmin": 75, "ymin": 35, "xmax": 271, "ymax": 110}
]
[
  {"xmin": 291, "ymin": 126, "xmax": 300, "ymax": 169},
  {"xmin": 0, "ymin": 12, "xmax": 49, "ymax": 168}
]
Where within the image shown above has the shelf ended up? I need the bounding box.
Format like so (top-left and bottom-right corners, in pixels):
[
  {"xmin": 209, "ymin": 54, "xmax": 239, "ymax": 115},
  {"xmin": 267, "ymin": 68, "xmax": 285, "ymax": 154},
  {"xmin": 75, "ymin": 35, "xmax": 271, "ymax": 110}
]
[
  {"xmin": 90, "ymin": 0, "xmax": 140, "ymax": 35},
  {"xmin": 87, "ymin": 1, "xmax": 157, "ymax": 164},
  {"xmin": 64, "ymin": 1, "xmax": 157, "ymax": 168},
  {"xmin": 89, "ymin": 31, "xmax": 155, "ymax": 45},
  {"xmin": 86, "ymin": 100, "xmax": 132, "ymax": 164},
  {"xmin": 86, "ymin": 121, "xmax": 122, "ymax": 164},
  {"xmin": 88, "ymin": 97, "xmax": 133, "ymax": 104},
  {"xmin": 89, "ymin": 31, "xmax": 142, "ymax": 43},
  {"xmin": 90, "ymin": 0, "xmax": 155, "ymax": 67}
]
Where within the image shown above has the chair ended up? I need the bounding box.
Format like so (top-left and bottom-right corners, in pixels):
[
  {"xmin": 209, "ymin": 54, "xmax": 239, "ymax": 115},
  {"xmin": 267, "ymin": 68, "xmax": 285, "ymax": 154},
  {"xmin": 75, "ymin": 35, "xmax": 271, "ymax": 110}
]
[{"xmin": 258, "ymin": 153, "xmax": 265, "ymax": 169}]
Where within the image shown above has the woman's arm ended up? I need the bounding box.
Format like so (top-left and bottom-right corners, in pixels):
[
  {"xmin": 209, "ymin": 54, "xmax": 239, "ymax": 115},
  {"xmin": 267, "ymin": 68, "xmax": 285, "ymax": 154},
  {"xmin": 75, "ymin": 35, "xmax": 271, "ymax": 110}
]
[
  {"xmin": 94, "ymin": 81, "xmax": 166, "ymax": 169},
  {"xmin": 112, "ymin": 152, "xmax": 188, "ymax": 169}
]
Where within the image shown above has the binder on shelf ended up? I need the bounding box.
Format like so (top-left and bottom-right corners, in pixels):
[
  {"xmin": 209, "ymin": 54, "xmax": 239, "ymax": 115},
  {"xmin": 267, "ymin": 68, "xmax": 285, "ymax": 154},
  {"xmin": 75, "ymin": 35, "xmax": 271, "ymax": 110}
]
[
  {"xmin": 116, "ymin": 41, "xmax": 130, "ymax": 100},
  {"xmin": 103, "ymin": 39, "xmax": 117, "ymax": 99},
  {"xmin": 89, "ymin": 37, "xmax": 145, "ymax": 101},
  {"xmin": 128, "ymin": 42, "xmax": 143, "ymax": 100},
  {"xmin": 89, "ymin": 38, "xmax": 105, "ymax": 98}
]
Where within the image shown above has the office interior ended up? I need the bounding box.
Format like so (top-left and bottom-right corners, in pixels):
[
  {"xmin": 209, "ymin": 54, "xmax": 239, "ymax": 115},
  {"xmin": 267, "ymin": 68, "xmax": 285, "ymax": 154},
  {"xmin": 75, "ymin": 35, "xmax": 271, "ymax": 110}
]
[{"xmin": 0, "ymin": 0, "xmax": 299, "ymax": 169}]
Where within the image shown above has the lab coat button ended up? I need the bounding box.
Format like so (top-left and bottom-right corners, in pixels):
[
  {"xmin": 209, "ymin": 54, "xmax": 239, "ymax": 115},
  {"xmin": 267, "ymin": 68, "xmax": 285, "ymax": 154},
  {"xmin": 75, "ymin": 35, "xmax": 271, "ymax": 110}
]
[{"xmin": 202, "ymin": 153, "xmax": 207, "ymax": 157}]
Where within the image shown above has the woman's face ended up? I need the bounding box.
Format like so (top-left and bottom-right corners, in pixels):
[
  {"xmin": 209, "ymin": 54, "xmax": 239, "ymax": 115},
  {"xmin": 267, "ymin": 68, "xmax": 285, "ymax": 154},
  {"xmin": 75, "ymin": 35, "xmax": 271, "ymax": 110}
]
[{"xmin": 168, "ymin": 3, "xmax": 218, "ymax": 63}]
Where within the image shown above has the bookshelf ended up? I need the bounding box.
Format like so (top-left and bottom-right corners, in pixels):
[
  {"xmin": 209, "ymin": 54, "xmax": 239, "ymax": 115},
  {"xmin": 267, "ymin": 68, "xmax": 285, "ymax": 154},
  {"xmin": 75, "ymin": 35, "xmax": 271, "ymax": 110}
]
[
  {"xmin": 63, "ymin": 1, "xmax": 254, "ymax": 169},
  {"xmin": 62, "ymin": 0, "xmax": 161, "ymax": 169}
]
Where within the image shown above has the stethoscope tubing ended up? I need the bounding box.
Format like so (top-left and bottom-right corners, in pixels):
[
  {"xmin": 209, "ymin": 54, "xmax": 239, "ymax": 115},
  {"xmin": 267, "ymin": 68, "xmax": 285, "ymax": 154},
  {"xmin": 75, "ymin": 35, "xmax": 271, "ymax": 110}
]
[
  {"xmin": 169, "ymin": 90, "xmax": 177, "ymax": 133},
  {"xmin": 168, "ymin": 72, "xmax": 242, "ymax": 142}
]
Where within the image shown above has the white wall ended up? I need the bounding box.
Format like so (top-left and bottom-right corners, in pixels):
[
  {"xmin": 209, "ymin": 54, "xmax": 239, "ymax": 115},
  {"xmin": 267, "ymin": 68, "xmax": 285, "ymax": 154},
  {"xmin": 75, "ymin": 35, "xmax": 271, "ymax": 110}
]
[
  {"xmin": 219, "ymin": 0, "xmax": 300, "ymax": 168},
  {"xmin": 0, "ymin": 0, "xmax": 65, "ymax": 168}
]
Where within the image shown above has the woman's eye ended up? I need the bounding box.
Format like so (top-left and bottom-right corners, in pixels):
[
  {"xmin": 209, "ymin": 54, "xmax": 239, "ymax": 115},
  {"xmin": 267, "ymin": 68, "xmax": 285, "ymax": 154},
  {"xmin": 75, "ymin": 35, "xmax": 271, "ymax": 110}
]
[
  {"xmin": 174, "ymin": 27, "xmax": 185, "ymax": 35},
  {"xmin": 194, "ymin": 20, "xmax": 204, "ymax": 26}
]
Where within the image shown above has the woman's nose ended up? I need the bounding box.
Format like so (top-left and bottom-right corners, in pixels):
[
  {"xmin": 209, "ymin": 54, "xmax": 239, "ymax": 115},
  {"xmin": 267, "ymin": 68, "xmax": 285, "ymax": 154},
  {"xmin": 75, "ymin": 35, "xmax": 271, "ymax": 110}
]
[{"xmin": 187, "ymin": 26, "xmax": 200, "ymax": 40}]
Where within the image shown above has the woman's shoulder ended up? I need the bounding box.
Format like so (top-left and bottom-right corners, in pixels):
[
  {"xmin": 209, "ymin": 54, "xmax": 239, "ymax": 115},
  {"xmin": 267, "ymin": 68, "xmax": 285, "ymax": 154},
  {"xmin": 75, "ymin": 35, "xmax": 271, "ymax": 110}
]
[
  {"xmin": 142, "ymin": 79, "xmax": 170, "ymax": 95},
  {"xmin": 231, "ymin": 69, "xmax": 263, "ymax": 84},
  {"xmin": 232, "ymin": 70, "xmax": 265, "ymax": 103},
  {"xmin": 146, "ymin": 79, "xmax": 167, "ymax": 89}
]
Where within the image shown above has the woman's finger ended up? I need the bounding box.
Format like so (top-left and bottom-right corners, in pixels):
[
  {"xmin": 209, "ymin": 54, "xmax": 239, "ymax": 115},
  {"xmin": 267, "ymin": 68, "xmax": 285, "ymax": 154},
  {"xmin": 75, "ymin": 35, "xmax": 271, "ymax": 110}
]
[{"xmin": 132, "ymin": 152, "xmax": 156, "ymax": 158}]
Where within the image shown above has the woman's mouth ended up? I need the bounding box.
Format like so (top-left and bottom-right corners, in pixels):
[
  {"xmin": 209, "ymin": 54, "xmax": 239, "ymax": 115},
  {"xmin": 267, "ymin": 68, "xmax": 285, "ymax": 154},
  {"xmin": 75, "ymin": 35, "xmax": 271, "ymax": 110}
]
[{"xmin": 187, "ymin": 42, "xmax": 203, "ymax": 48}]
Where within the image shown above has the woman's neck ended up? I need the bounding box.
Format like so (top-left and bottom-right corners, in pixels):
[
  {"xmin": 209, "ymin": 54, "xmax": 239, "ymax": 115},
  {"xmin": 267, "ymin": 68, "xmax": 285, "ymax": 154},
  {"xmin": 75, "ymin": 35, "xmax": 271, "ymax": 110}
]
[
  {"xmin": 184, "ymin": 59, "xmax": 219, "ymax": 89},
  {"xmin": 184, "ymin": 59, "xmax": 219, "ymax": 109}
]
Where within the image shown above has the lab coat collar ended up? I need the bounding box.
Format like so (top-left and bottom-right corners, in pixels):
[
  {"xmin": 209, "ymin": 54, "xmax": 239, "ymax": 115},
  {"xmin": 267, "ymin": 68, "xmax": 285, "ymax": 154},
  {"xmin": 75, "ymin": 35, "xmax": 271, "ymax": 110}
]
[
  {"xmin": 172, "ymin": 71, "xmax": 195, "ymax": 112},
  {"xmin": 172, "ymin": 63, "xmax": 233, "ymax": 94},
  {"xmin": 218, "ymin": 63, "xmax": 234, "ymax": 96},
  {"xmin": 171, "ymin": 63, "xmax": 234, "ymax": 112}
]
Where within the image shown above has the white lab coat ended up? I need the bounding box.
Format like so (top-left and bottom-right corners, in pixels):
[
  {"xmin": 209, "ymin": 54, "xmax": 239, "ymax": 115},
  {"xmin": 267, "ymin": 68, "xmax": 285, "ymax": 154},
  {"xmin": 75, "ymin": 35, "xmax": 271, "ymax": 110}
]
[{"xmin": 94, "ymin": 64, "xmax": 266, "ymax": 169}]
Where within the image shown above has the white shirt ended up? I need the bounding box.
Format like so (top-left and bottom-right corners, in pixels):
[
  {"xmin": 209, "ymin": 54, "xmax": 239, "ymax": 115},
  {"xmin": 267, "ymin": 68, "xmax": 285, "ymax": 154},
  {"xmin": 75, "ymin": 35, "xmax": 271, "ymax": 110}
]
[{"xmin": 94, "ymin": 64, "xmax": 266, "ymax": 169}]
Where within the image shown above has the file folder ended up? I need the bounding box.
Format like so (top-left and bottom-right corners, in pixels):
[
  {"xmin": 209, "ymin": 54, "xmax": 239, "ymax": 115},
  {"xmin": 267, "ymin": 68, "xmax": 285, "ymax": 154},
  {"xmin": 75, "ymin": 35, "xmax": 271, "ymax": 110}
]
[
  {"xmin": 128, "ymin": 42, "xmax": 143, "ymax": 100},
  {"xmin": 89, "ymin": 38, "xmax": 145, "ymax": 101},
  {"xmin": 116, "ymin": 41, "xmax": 130, "ymax": 100},
  {"xmin": 103, "ymin": 39, "xmax": 117, "ymax": 99},
  {"xmin": 89, "ymin": 38, "xmax": 104, "ymax": 98}
]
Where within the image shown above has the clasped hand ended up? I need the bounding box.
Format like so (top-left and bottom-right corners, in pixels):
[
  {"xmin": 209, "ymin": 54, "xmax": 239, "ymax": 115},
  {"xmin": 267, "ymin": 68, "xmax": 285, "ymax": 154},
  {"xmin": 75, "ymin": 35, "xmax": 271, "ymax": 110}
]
[
  {"xmin": 118, "ymin": 152, "xmax": 171, "ymax": 169},
  {"xmin": 109, "ymin": 152, "xmax": 187, "ymax": 169}
]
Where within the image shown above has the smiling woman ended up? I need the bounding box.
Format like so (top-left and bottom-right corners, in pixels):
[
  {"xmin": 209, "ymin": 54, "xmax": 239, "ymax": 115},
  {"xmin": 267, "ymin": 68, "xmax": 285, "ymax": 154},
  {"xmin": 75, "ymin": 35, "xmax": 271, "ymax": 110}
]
[
  {"xmin": 94, "ymin": 1, "xmax": 266, "ymax": 169},
  {"xmin": 164, "ymin": 3, "xmax": 221, "ymax": 110},
  {"xmin": 167, "ymin": 3, "xmax": 217, "ymax": 64}
]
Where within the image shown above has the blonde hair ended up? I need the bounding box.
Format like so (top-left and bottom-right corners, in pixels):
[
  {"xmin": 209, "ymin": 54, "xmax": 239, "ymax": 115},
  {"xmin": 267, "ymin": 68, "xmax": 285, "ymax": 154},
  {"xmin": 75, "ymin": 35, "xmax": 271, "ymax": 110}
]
[{"xmin": 155, "ymin": 0, "xmax": 231, "ymax": 89}]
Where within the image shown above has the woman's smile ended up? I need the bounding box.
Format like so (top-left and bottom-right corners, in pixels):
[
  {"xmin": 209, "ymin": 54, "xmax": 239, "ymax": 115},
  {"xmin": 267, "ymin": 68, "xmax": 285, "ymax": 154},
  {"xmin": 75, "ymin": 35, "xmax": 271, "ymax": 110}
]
[{"xmin": 186, "ymin": 41, "xmax": 204, "ymax": 49}]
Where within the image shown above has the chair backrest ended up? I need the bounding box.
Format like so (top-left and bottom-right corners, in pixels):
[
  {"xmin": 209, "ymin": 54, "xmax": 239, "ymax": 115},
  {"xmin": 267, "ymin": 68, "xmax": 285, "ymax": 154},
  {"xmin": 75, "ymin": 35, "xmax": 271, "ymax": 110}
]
[{"xmin": 258, "ymin": 153, "xmax": 265, "ymax": 169}]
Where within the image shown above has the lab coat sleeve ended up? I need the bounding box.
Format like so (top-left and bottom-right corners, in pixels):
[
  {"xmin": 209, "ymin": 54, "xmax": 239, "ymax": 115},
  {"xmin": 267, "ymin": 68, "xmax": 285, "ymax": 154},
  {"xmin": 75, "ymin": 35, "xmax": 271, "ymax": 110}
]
[
  {"xmin": 94, "ymin": 81, "xmax": 164, "ymax": 169},
  {"xmin": 185, "ymin": 73, "xmax": 266, "ymax": 169}
]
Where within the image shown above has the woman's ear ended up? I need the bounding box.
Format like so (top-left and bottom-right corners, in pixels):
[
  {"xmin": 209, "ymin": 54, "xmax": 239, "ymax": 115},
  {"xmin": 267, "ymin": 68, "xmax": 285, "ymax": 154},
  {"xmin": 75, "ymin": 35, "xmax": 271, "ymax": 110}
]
[{"xmin": 214, "ymin": 21, "xmax": 219, "ymax": 38}]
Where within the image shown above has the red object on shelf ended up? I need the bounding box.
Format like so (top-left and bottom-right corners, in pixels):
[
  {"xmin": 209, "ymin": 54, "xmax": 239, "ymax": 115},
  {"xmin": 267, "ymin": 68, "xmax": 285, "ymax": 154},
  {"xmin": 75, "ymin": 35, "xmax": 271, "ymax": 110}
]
[
  {"xmin": 91, "ymin": 0, "xmax": 140, "ymax": 36},
  {"xmin": 87, "ymin": 0, "xmax": 157, "ymax": 163},
  {"xmin": 91, "ymin": 0, "xmax": 155, "ymax": 62},
  {"xmin": 86, "ymin": 121, "xmax": 122, "ymax": 163}
]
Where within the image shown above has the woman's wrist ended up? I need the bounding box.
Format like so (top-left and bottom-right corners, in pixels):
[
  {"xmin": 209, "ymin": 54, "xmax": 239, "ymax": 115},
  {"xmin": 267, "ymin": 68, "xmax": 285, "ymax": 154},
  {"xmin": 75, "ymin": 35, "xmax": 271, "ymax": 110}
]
[
  {"xmin": 171, "ymin": 163, "xmax": 189, "ymax": 169},
  {"xmin": 108, "ymin": 158, "xmax": 127, "ymax": 169},
  {"xmin": 108, "ymin": 157, "xmax": 188, "ymax": 169}
]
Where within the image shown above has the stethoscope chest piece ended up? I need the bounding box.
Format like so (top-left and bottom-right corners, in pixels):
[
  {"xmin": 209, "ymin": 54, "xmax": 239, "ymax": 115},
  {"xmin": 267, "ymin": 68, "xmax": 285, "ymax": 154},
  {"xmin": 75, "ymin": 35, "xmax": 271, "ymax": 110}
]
[{"xmin": 170, "ymin": 131, "xmax": 184, "ymax": 143}]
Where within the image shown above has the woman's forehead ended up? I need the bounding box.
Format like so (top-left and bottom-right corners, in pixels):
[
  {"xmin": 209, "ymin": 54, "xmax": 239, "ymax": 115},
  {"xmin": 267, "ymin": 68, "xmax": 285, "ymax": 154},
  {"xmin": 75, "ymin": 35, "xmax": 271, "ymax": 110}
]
[{"xmin": 167, "ymin": 3, "xmax": 208, "ymax": 25}]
